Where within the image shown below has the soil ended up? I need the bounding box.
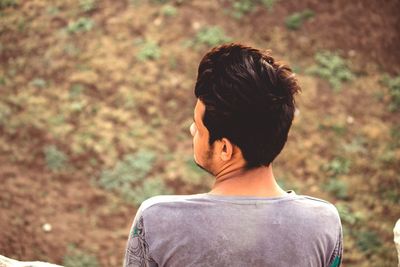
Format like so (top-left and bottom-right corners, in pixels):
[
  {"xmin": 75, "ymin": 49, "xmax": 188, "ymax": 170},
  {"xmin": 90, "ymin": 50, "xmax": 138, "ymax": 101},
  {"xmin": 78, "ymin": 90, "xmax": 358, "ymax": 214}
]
[{"xmin": 0, "ymin": 0, "xmax": 399, "ymax": 266}]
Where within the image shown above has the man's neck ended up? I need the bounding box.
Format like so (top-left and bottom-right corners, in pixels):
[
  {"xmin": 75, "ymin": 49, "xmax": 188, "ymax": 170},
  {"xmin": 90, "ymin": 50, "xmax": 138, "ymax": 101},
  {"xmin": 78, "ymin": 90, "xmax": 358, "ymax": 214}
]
[{"xmin": 209, "ymin": 165, "xmax": 287, "ymax": 197}]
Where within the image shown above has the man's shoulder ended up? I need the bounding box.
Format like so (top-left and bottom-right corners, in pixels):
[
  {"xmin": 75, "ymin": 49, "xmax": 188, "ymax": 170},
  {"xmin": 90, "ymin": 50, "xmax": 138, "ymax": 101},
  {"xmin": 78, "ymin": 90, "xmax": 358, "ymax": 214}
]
[
  {"xmin": 137, "ymin": 194, "xmax": 206, "ymax": 216},
  {"xmin": 293, "ymin": 194, "xmax": 342, "ymax": 224},
  {"xmin": 137, "ymin": 193, "xmax": 340, "ymax": 217},
  {"xmin": 297, "ymin": 194, "xmax": 339, "ymax": 209}
]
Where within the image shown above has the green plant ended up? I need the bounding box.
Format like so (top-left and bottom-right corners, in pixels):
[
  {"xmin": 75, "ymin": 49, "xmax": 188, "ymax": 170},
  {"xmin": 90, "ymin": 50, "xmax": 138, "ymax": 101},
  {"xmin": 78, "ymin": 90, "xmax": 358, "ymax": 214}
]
[
  {"xmin": 195, "ymin": 26, "xmax": 232, "ymax": 47},
  {"xmin": 0, "ymin": 102, "xmax": 11, "ymax": 125},
  {"xmin": 390, "ymin": 125, "xmax": 400, "ymax": 148},
  {"xmin": 64, "ymin": 43, "xmax": 81, "ymax": 56},
  {"xmin": 0, "ymin": 0, "xmax": 18, "ymax": 9},
  {"xmin": 17, "ymin": 17, "xmax": 25, "ymax": 32},
  {"xmin": 44, "ymin": 145, "xmax": 68, "ymax": 171},
  {"xmin": 7, "ymin": 67, "xmax": 16, "ymax": 77},
  {"xmin": 382, "ymin": 188, "xmax": 400, "ymax": 204},
  {"xmin": 285, "ymin": 9, "xmax": 314, "ymax": 30},
  {"xmin": 276, "ymin": 177, "xmax": 286, "ymax": 190},
  {"xmin": 341, "ymin": 137, "xmax": 367, "ymax": 154},
  {"xmin": 66, "ymin": 17, "xmax": 94, "ymax": 34},
  {"xmin": 382, "ymin": 74, "xmax": 400, "ymax": 111},
  {"xmin": 151, "ymin": 0, "xmax": 168, "ymax": 3},
  {"xmin": 123, "ymin": 177, "xmax": 173, "ymax": 205},
  {"xmin": 30, "ymin": 78, "xmax": 47, "ymax": 88},
  {"xmin": 161, "ymin": 4, "xmax": 177, "ymax": 16},
  {"xmin": 319, "ymin": 122, "xmax": 347, "ymax": 136},
  {"xmin": 231, "ymin": 0, "xmax": 254, "ymax": 19},
  {"xmin": 63, "ymin": 246, "xmax": 99, "ymax": 267},
  {"xmin": 355, "ymin": 230, "xmax": 382, "ymax": 254},
  {"xmin": 307, "ymin": 51, "xmax": 354, "ymax": 91},
  {"xmin": 46, "ymin": 6, "xmax": 60, "ymax": 15},
  {"xmin": 322, "ymin": 157, "xmax": 351, "ymax": 177},
  {"xmin": 98, "ymin": 149, "xmax": 156, "ymax": 190},
  {"xmin": 168, "ymin": 55, "xmax": 177, "ymax": 69},
  {"xmin": 324, "ymin": 179, "xmax": 348, "ymax": 199},
  {"xmin": 70, "ymin": 101, "xmax": 85, "ymax": 112},
  {"xmin": 185, "ymin": 158, "xmax": 203, "ymax": 175},
  {"xmin": 49, "ymin": 114, "xmax": 65, "ymax": 127},
  {"xmin": 331, "ymin": 124, "xmax": 347, "ymax": 136},
  {"xmin": 180, "ymin": 158, "xmax": 203, "ymax": 184},
  {"xmin": 133, "ymin": 37, "xmax": 144, "ymax": 45},
  {"xmin": 129, "ymin": 0, "xmax": 141, "ymax": 6},
  {"xmin": 136, "ymin": 41, "xmax": 161, "ymax": 61},
  {"xmin": 79, "ymin": 0, "xmax": 96, "ymax": 12},
  {"xmin": 260, "ymin": 0, "xmax": 278, "ymax": 11},
  {"xmin": 69, "ymin": 83, "xmax": 85, "ymax": 99},
  {"xmin": 97, "ymin": 149, "xmax": 173, "ymax": 205},
  {"xmin": 336, "ymin": 203, "xmax": 362, "ymax": 225},
  {"xmin": 378, "ymin": 148, "xmax": 396, "ymax": 164}
]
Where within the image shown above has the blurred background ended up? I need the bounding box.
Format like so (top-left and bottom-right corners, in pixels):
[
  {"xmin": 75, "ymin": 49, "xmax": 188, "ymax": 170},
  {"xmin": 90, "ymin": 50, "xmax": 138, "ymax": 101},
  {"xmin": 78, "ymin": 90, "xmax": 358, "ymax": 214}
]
[{"xmin": 0, "ymin": 0, "xmax": 399, "ymax": 266}]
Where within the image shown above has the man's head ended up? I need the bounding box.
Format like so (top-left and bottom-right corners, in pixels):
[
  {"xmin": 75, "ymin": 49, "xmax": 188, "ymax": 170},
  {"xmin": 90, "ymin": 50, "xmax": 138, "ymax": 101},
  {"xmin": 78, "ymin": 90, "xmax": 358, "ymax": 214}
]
[{"xmin": 190, "ymin": 43, "xmax": 301, "ymax": 174}]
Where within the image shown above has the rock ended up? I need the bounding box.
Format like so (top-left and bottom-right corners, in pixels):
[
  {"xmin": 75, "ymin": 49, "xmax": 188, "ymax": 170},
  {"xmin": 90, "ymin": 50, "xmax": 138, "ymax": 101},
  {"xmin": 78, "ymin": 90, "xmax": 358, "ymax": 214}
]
[
  {"xmin": 42, "ymin": 223, "xmax": 52, "ymax": 232},
  {"xmin": 395, "ymin": 219, "xmax": 400, "ymax": 267},
  {"xmin": 0, "ymin": 255, "xmax": 63, "ymax": 267}
]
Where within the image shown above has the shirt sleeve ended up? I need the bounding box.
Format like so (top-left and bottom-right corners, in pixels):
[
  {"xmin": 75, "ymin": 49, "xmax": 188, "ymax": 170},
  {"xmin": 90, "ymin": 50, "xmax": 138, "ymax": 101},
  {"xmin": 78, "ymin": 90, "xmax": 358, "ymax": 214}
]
[
  {"xmin": 124, "ymin": 208, "xmax": 158, "ymax": 267},
  {"xmin": 328, "ymin": 224, "xmax": 343, "ymax": 267}
]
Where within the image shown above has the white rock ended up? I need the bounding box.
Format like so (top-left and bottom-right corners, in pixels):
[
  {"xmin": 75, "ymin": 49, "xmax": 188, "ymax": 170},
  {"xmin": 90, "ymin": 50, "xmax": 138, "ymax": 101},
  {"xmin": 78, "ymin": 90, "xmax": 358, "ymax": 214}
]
[
  {"xmin": 192, "ymin": 21, "xmax": 201, "ymax": 30},
  {"xmin": 394, "ymin": 219, "xmax": 400, "ymax": 267},
  {"xmin": 346, "ymin": 116, "xmax": 354, "ymax": 124},
  {"xmin": 0, "ymin": 255, "xmax": 63, "ymax": 267},
  {"xmin": 153, "ymin": 17, "xmax": 162, "ymax": 26},
  {"xmin": 42, "ymin": 223, "xmax": 52, "ymax": 232}
]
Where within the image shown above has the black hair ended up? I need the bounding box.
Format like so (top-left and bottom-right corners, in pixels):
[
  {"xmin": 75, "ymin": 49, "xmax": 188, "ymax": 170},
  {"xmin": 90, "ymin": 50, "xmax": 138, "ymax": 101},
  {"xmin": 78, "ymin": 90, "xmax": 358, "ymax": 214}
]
[{"xmin": 194, "ymin": 43, "xmax": 301, "ymax": 170}]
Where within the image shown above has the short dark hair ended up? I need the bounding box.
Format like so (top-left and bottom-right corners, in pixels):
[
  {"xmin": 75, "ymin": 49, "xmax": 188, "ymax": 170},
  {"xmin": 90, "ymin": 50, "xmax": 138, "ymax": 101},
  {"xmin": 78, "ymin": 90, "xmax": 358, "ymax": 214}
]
[{"xmin": 194, "ymin": 43, "xmax": 301, "ymax": 170}]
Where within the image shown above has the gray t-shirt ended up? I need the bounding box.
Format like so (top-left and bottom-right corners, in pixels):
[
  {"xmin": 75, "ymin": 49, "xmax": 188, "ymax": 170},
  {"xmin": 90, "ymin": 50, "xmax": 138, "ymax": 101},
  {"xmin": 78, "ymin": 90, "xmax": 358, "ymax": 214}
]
[{"xmin": 123, "ymin": 191, "xmax": 343, "ymax": 267}]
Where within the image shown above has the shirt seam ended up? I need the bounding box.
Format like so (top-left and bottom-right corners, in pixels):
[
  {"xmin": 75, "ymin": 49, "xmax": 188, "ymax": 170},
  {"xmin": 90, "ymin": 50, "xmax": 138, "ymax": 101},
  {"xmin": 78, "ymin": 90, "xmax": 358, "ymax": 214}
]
[
  {"xmin": 327, "ymin": 214, "xmax": 342, "ymax": 266},
  {"xmin": 141, "ymin": 212, "xmax": 158, "ymax": 265}
]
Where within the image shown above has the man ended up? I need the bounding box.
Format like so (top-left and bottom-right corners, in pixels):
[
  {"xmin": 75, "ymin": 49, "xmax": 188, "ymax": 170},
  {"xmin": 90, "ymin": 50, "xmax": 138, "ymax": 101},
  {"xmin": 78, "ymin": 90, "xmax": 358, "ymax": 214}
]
[{"xmin": 123, "ymin": 43, "xmax": 343, "ymax": 267}]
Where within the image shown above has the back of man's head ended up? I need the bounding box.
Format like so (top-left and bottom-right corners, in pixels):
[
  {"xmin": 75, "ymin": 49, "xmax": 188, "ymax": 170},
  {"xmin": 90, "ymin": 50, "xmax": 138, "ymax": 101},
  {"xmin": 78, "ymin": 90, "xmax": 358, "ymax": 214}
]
[{"xmin": 194, "ymin": 43, "xmax": 301, "ymax": 170}]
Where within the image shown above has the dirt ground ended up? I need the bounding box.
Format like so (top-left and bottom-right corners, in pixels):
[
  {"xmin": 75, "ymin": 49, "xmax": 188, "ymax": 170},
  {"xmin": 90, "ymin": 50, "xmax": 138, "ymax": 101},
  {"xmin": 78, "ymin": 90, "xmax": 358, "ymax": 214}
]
[{"xmin": 0, "ymin": 0, "xmax": 399, "ymax": 266}]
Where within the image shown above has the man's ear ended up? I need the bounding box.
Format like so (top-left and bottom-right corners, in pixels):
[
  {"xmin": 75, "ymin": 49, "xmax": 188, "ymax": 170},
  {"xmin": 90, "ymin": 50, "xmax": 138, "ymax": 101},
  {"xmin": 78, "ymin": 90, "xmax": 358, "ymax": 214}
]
[{"xmin": 220, "ymin": 138, "xmax": 234, "ymax": 161}]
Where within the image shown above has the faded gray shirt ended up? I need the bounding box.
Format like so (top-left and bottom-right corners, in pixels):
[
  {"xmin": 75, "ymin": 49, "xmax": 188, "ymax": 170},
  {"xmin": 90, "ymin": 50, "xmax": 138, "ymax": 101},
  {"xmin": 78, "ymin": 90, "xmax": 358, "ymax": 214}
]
[{"xmin": 123, "ymin": 191, "xmax": 343, "ymax": 267}]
